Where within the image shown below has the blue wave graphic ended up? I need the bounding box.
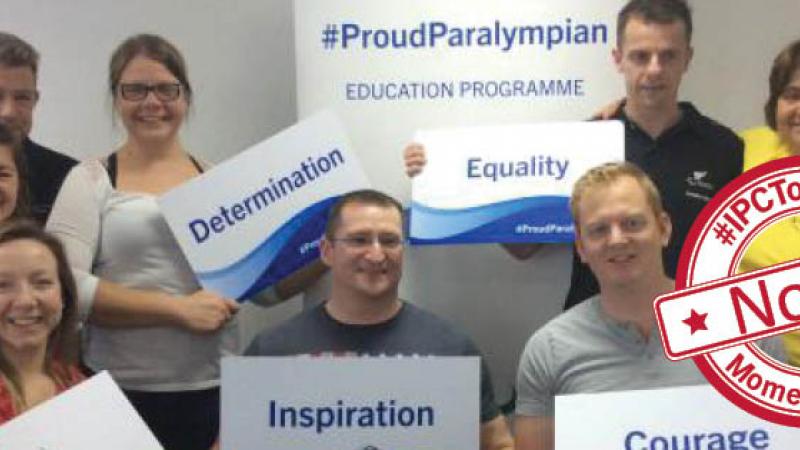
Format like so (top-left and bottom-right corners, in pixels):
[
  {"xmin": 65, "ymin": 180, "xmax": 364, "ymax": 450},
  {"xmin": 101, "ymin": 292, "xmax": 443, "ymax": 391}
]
[
  {"xmin": 410, "ymin": 196, "xmax": 575, "ymax": 244},
  {"xmin": 197, "ymin": 196, "xmax": 338, "ymax": 301}
]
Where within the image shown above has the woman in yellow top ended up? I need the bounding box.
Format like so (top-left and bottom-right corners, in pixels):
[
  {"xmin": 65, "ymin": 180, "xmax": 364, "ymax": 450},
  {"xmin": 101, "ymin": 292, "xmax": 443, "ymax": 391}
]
[{"xmin": 739, "ymin": 39, "xmax": 800, "ymax": 364}]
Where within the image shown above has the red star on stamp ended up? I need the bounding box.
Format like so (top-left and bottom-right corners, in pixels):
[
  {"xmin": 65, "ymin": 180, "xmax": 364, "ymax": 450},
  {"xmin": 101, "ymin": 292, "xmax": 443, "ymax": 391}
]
[{"xmin": 682, "ymin": 309, "xmax": 708, "ymax": 335}]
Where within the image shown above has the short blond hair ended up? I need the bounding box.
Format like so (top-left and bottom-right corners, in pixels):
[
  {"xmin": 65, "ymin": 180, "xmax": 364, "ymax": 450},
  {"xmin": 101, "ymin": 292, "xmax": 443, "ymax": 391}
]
[{"xmin": 570, "ymin": 162, "xmax": 665, "ymax": 227}]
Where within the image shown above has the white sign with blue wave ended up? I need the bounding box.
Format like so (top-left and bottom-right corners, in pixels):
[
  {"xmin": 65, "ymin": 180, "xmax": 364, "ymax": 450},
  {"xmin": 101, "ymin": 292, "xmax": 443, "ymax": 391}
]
[
  {"xmin": 410, "ymin": 121, "xmax": 623, "ymax": 244},
  {"xmin": 159, "ymin": 110, "xmax": 370, "ymax": 301},
  {"xmin": 555, "ymin": 384, "xmax": 795, "ymax": 449}
]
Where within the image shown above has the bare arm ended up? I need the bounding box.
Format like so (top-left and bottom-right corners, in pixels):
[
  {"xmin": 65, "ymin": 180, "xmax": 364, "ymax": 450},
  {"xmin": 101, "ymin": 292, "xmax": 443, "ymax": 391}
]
[
  {"xmin": 47, "ymin": 161, "xmax": 237, "ymax": 333},
  {"xmin": 591, "ymin": 98, "xmax": 624, "ymax": 120},
  {"xmin": 91, "ymin": 281, "xmax": 238, "ymax": 332},
  {"xmin": 501, "ymin": 243, "xmax": 544, "ymax": 260},
  {"xmin": 514, "ymin": 416, "xmax": 554, "ymax": 450},
  {"xmin": 480, "ymin": 415, "xmax": 514, "ymax": 450},
  {"xmin": 274, "ymin": 259, "xmax": 329, "ymax": 301},
  {"xmin": 249, "ymin": 260, "xmax": 329, "ymax": 307}
]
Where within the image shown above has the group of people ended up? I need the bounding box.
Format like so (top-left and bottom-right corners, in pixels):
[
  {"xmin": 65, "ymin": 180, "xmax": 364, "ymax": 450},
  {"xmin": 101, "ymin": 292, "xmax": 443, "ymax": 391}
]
[
  {"xmin": 0, "ymin": 31, "xmax": 239, "ymax": 449},
  {"xmin": 404, "ymin": 0, "xmax": 799, "ymax": 449},
  {"xmin": 0, "ymin": 0, "xmax": 798, "ymax": 450}
]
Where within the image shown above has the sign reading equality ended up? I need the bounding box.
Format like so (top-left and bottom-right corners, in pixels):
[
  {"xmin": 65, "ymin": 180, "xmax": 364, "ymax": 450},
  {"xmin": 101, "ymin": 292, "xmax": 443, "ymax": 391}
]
[
  {"xmin": 410, "ymin": 121, "xmax": 624, "ymax": 244},
  {"xmin": 221, "ymin": 357, "xmax": 479, "ymax": 450},
  {"xmin": 159, "ymin": 110, "xmax": 370, "ymax": 301}
]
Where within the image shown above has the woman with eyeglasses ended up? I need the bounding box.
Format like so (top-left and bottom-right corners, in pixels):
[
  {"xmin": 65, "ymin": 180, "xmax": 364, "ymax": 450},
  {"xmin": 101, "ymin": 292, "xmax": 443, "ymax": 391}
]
[
  {"xmin": 47, "ymin": 34, "xmax": 237, "ymax": 450},
  {"xmin": 738, "ymin": 39, "xmax": 800, "ymax": 366}
]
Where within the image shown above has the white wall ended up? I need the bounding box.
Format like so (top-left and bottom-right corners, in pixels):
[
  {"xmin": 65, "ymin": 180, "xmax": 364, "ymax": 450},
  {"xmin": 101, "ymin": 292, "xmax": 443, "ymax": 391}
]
[
  {"xmin": 4, "ymin": 0, "xmax": 799, "ymax": 403},
  {"xmin": 2, "ymin": 0, "xmax": 297, "ymax": 161}
]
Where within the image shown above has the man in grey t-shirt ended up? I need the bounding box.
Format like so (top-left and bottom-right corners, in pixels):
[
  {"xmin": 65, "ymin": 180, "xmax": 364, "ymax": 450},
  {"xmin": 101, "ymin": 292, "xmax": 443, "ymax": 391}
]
[
  {"xmin": 515, "ymin": 162, "xmax": 784, "ymax": 450},
  {"xmin": 515, "ymin": 162, "xmax": 710, "ymax": 450}
]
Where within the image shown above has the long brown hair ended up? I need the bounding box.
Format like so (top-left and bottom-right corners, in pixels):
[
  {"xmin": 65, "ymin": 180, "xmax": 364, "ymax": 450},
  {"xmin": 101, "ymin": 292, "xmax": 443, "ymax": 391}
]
[{"xmin": 0, "ymin": 220, "xmax": 79, "ymax": 411}]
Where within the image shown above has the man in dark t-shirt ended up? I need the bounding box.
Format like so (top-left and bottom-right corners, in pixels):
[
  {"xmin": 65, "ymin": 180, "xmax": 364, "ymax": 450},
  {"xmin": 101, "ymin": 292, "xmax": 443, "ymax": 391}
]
[
  {"xmin": 246, "ymin": 189, "xmax": 513, "ymax": 450},
  {"xmin": 0, "ymin": 32, "xmax": 76, "ymax": 223}
]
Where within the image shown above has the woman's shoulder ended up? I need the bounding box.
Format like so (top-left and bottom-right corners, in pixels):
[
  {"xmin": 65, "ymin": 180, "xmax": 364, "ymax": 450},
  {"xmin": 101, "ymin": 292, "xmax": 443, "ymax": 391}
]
[
  {"xmin": 739, "ymin": 126, "xmax": 788, "ymax": 171},
  {"xmin": 51, "ymin": 362, "xmax": 87, "ymax": 390},
  {"xmin": 740, "ymin": 126, "xmax": 780, "ymax": 146},
  {"xmin": 58, "ymin": 157, "xmax": 115, "ymax": 195}
]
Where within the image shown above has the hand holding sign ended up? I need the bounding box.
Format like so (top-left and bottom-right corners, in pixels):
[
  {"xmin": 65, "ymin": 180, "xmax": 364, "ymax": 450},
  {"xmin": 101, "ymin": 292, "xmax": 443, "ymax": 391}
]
[{"xmin": 173, "ymin": 290, "xmax": 240, "ymax": 334}]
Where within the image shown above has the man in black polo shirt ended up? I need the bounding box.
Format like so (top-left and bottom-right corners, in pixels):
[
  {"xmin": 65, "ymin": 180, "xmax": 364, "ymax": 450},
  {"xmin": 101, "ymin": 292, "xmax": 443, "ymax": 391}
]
[
  {"xmin": 0, "ymin": 32, "xmax": 76, "ymax": 223},
  {"xmin": 402, "ymin": 0, "xmax": 743, "ymax": 311},
  {"xmin": 563, "ymin": 0, "xmax": 743, "ymax": 308}
]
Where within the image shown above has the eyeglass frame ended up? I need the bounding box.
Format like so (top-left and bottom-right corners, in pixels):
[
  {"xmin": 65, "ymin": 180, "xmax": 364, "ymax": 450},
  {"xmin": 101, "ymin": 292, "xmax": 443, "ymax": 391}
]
[
  {"xmin": 327, "ymin": 233, "xmax": 404, "ymax": 250},
  {"xmin": 118, "ymin": 82, "xmax": 182, "ymax": 102}
]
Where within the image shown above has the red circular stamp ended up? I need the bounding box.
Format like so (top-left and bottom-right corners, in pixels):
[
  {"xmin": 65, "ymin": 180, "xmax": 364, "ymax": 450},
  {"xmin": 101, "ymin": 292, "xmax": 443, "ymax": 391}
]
[{"xmin": 655, "ymin": 155, "xmax": 800, "ymax": 427}]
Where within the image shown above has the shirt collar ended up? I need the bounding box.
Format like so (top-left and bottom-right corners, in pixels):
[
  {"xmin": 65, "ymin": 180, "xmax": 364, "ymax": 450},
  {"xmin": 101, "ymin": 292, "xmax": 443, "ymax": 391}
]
[{"xmin": 613, "ymin": 100, "xmax": 702, "ymax": 140}]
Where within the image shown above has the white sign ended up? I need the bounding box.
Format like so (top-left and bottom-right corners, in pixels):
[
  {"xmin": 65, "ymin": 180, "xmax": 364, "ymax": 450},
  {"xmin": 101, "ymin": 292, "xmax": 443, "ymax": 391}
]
[
  {"xmin": 0, "ymin": 371, "xmax": 162, "ymax": 450},
  {"xmin": 555, "ymin": 384, "xmax": 797, "ymax": 449},
  {"xmin": 410, "ymin": 121, "xmax": 623, "ymax": 244},
  {"xmin": 221, "ymin": 357, "xmax": 479, "ymax": 450},
  {"xmin": 159, "ymin": 110, "xmax": 370, "ymax": 300}
]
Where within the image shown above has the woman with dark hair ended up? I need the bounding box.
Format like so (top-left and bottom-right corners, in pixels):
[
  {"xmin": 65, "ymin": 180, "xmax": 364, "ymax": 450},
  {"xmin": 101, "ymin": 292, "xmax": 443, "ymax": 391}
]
[
  {"xmin": 0, "ymin": 220, "xmax": 82, "ymax": 424},
  {"xmin": 47, "ymin": 34, "xmax": 236, "ymax": 449},
  {"xmin": 738, "ymin": 39, "xmax": 800, "ymax": 365},
  {"xmin": 740, "ymin": 39, "xmax": 800, "ymax": 174}
]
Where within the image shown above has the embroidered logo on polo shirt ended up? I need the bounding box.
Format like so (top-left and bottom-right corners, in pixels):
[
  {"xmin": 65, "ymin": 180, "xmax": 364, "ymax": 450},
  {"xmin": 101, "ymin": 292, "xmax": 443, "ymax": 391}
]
[{"xmin": 686, "ymin": 170, "xmax": 715, "ymax": 201}]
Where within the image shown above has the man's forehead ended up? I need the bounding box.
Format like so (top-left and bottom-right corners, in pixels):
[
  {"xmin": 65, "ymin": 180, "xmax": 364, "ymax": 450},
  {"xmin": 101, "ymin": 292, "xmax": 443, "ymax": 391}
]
[
  {"xmin": 578, "ymin": 177, "xmax": 647, "ymax": 212},
  {"xmin": 618, "ymin": 17, "xmax": 689, "ymax": 48},
  {"xmin": 339, "ymin": 202, "xmax": 402, "ymax": 225},
  {"xmin": 0, "ymin": 64, "xmax": 37, "ymax": 85}
]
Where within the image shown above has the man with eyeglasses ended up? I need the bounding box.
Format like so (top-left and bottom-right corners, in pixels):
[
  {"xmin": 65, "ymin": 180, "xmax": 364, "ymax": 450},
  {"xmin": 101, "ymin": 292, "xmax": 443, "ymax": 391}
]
[
  {"xmin": 246, "ymin": 189, "xmax": 514, "ymax": 450},
  {"xmin": 0, "ymin": 32, "xmax": 76, "ymax": 223}
]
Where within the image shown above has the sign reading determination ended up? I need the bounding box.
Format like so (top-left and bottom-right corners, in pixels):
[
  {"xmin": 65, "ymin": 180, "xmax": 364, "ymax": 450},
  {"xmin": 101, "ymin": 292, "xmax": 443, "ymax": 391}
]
[
  {"xmin": 410, "ymin": 121, "xmax": 623, "ymax": 244},
  {"xmin": 159, "ymin": 110, "xmax": 370, "ymax": 301},
  {"xmin": 221, "ymin": 357, "xmax": 479, "ymax": 450}
]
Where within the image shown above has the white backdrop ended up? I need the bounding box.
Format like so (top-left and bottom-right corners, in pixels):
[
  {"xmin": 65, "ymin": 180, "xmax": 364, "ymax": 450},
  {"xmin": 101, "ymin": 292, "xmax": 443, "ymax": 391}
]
[{"xmin": 3, "ymin": 0, "xmax": 799, "ymax": 403}]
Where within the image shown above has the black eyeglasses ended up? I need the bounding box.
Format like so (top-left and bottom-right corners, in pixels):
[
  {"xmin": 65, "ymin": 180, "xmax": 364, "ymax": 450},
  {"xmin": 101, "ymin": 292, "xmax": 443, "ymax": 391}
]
[{"xmin": 119, "ymin": 82, "xmax": 182, "ymax": 102}]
